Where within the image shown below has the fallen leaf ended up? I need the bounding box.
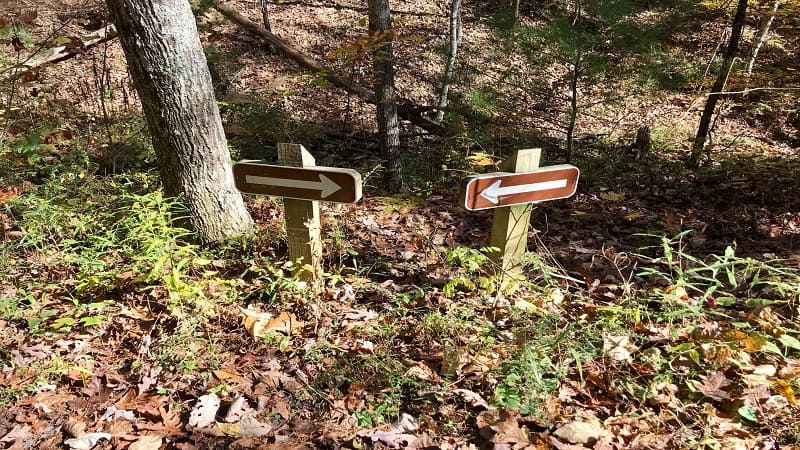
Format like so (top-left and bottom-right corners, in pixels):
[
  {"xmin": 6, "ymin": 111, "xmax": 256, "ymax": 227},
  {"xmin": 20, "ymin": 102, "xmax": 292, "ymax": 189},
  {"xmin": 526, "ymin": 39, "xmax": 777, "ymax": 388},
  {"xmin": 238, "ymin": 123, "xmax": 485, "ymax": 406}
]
[
  {"xmin": 752, "ymin": 365, "xmax": 776, "ymax": 376},
  {"xmin": 221, "ymin": 416, "xmax": 272, "ymax": 437},
  {"xmin": 129, "ymin": 435, "xmax": 163, "ymax": 450},
  {"xmin": 393, "ymin": 413, "xmax": 418, "ymax": 433},
  {"xmin": 450, "ymin": 388, "xmax": 490, "ymax": 409},
  {"xmin": 774, "ymin": 379, "xmax": 796, "ymax": 404},
  {"xmin": 213, "ymin": 369, "xmax": 245, "ymax": 384},
  {"xmin": 624, "ymin": 210, "xmax": 644, "ymax": 220},
  {"xmin": 0, "ymin": 425, "xmax": 31, "ymax": 445},
  {"xmin": 64, "ymin": 432, "xmax": 112, "ymax": 450},
  {"xmin": 242, "ymin": 309, "xmax": 302, "ymax": 338},
  {"xmin": 692, "ymin": 372, "xmax": 731, "ymax": 401},
  {"xmin": 553, "ymin": 421, "xmax": 606, "ymax": 445},
  {"xmin": 99, "ymin": 405, "xmax": 135, "ymax": 421},
  {"xmin": 361, "ymin": 430, "xmax": 417, "ymax": 449},
  {"xmin": 242, "ymin": 415, "xmax": 274, "ymax": 436},
  {"xmin": 188, "ymin": 393, "xmax": 220, "ymax": 429},
  {"xmin": 599, "ymin": 191, "xmax": 625, "ymax": 201},
  {"xmin": 137, "ymin": 367, "xmax": 161, "ymax": 396},
  {"xmin": 737, "ymin": 406, "xmax": 758, "ymax": 422},
  {"xmin": 476, "ymin": 409, "xmax": 530, "ymax": 446},
  {"xmin": 603, "ymin": 335, "xmax": 638, "ymax": 362}
]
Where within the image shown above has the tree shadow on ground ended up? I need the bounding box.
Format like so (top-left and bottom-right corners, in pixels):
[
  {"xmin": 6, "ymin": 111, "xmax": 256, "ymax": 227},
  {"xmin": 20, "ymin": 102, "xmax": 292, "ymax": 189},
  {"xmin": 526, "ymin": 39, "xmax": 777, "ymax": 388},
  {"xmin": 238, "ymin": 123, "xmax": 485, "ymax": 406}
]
[{"xmin": 534, "ymin": 147, "xmax": 800, "ymax": 278}]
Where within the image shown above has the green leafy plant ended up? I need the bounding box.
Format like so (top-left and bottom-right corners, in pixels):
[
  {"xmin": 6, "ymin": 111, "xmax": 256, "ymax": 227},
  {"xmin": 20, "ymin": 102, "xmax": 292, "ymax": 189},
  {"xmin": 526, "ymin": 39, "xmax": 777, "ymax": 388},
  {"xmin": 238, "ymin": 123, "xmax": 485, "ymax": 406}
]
[
  {"xmin": 443, "ymin": 246, "xmax": 501, "ymax": 297},
  {"xmin": 637, "ymin": 231, "xmax": 800, "ymax": 308},
  {"xmin": 492, "ymin": 315, "xmax": 598, "ymax": 418}
]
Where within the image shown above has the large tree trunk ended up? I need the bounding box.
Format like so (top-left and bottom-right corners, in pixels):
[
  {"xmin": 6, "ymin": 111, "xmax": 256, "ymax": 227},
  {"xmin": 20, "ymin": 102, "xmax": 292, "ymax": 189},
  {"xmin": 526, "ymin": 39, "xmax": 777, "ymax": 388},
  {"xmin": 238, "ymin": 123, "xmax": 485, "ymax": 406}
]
[
  {"xmin": 435, "ymin": 0, "xmax": 462, "ymax": 124},
  {"xmin": 106, "ymin": 0, "xmax": 253, "ymax": 243},
  {"xmin": 747, "ymin": 0, "xmax": 781, "ymax": 75},
  {"xmin": 689, "ymin": 0, "xmax": 749, "ymax": 167},
  {"xmin": 369, "ymin": 0, "xmax": 403, "ymax": 191}
]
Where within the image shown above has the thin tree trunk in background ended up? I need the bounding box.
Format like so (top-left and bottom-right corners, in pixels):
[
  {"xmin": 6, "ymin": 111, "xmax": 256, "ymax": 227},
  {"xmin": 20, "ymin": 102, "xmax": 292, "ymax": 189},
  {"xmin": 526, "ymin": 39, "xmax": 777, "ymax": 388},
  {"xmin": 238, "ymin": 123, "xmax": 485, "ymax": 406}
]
[
  {"xmin": 510, "ymin": 0, "xmax": 521, "ymax": 26},
  {"xmin": 107, "ymin": 0, "xmax": 253, "ymax": 244},
  {"xmin": 259, "ymin": 0, "xmax": 272, "ymax": 33},
  {"xmin": 435, "ymin": 0, "xmax": 462, "ymax": 124},
  {"xmin": 565, "ymin": 52, "xmax": 581, "ymax": 163},
  {"xmin": 369, "ymin": 0, "xmax": 403, "ymax": 191},
  {"xmin": 689, "ymin": 0, "xmax": 748, "ymax": 167},
  {"xmin": 747, "ymin": 0, "xmax": 780, "ymax": 75},
  {"xmin": 259, "ymin": 0, "xmax": 275, "ymax": 52}
]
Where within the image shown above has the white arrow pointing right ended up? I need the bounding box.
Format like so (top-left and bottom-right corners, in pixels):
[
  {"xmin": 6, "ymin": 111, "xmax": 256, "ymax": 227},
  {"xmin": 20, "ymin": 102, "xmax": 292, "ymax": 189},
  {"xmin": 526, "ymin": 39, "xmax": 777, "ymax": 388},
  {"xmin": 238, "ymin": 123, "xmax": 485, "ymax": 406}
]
[
  {"xmin": 245, "ymin": 174, "xmax": 342, "ymax": 198},
  {"xmin": 480, "ymin": 178, "xmax": 568, "ymax": 204}
]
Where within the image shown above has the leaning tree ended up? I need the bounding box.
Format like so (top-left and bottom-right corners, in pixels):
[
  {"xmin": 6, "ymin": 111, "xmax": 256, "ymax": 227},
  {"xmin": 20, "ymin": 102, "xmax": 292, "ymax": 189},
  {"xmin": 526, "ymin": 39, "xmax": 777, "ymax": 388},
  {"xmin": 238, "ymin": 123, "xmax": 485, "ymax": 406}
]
[
  {"xmin": 106, "ymin": 0, "xmax": 253, "ymax": 243},
  {"xmin": 689, "ymin": 0, "xmax": 749, "ymax": 167}
]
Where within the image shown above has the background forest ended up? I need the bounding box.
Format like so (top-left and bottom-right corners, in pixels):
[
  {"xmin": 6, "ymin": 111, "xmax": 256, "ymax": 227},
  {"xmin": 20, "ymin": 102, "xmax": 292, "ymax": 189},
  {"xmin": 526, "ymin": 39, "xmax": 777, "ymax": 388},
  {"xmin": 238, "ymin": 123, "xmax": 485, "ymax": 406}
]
[{"xmin": 1, "ymin": 0, "xmax": 799, "ymax": 448}]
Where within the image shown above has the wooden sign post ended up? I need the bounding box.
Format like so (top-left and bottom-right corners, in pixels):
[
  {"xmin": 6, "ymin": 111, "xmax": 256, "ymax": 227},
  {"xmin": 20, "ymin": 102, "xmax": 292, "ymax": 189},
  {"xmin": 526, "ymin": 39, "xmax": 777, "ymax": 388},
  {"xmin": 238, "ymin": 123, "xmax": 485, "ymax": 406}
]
[
  {"xmin": 278, "ymin": 143, "xmax": 323, "ymax": 286},
  {"xmin": 233, "ymin": 143, "xmax": 363, "ymax": 289},
  {"xmin": 461, "ymin": 148, "xmax": 580, "ymax": 275},
  {"xmin": 489, "ymin": 149, "xmax": 539, "ymax": 273}
]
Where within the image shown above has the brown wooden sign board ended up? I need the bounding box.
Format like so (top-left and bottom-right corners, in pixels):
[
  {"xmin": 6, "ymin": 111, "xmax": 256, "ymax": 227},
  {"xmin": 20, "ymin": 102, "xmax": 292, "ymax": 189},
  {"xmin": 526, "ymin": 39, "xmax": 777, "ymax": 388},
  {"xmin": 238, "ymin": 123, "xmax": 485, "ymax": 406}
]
[
  {"xmin": 463, "ymin": 164, "xmax": 579, "ymax": 211},
  {"xmin": 233, "ymin": 160, "xmax": 362, "ymax": 203}
]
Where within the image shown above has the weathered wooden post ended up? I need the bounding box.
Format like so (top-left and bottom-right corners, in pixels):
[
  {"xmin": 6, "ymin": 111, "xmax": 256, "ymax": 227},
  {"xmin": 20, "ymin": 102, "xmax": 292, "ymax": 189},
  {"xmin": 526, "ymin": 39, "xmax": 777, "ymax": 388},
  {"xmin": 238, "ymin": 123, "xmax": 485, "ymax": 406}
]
[
  {"xmin": 461, "ymin": 148, "xmax": 580, "ymax": 276},
  {"xmin": 488, "ymin": 148, "xmax": 540, "ymax": 273},
  {"xmin": 278, "ymin": 143, "xmax": 323, "ymax": 286},
  {"xmin": 232, "ymin": 143, "xmax": 362, "ymax": 290}
]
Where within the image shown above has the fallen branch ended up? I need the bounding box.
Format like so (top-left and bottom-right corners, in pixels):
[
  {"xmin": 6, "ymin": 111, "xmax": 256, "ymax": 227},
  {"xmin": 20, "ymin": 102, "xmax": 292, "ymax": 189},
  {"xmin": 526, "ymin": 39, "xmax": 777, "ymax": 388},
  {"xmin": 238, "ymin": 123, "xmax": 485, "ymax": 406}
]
[
  {"xmin": 213, "ymin": 1, "xmax": 452, "ymax": 136},
  {"xmin": 5, "ymin": 25, "xmax": 117, "ymax": 82}
]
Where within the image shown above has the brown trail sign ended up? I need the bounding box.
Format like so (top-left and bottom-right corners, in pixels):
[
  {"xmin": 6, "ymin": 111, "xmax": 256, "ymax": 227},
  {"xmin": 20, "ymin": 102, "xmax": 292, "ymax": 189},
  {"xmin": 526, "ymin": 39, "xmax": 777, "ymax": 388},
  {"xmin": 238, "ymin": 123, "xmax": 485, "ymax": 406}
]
[
  {"xmin": 461, "ymin": 149, "xmax": 580, "ymax": 277},
  {"xmin": 233, "ymin": 144, "xmax": 363, "ymax": 290},
  {"xmin": 233, "ymin": 162, "xmax": 362, "ymax": 203},
  {"xmin": 463, "ymin": 165, "xmax": 579, "ymax": 211}
]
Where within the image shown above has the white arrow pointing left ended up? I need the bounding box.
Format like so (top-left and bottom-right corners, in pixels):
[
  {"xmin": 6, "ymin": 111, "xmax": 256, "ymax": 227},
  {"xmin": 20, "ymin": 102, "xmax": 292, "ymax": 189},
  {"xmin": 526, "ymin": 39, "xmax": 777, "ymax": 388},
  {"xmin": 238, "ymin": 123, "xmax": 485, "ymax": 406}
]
[
  {"xmin": 245, "ymin": 174, "xmax": 342, "ymax": 198},
  {"xmin": 480, "ymin": 178, "xmax": 568, "ymax": 204}
]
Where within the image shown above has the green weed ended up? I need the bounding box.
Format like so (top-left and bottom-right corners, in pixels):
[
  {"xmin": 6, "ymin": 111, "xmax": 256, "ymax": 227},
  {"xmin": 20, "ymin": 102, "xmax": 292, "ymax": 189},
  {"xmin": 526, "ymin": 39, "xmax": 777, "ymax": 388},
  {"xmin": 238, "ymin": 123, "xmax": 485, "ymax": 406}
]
[
  {"xmin": 443, "ymin": 246, "xmax": 502, "ymax": 297},
  {"xmin": 637, "ymin": 231, "xmax": 800, "ymax": 308},
  {"xmin": 492, "ymin": 315, "xmax": 599, "ymax": 418},
  {"xmin": 0, "ymin": 387, "xmax": 20, "ymax": 408},
  {"xmin": 153, "ymin": 318, "xmax": 219, "ymax": 374}
]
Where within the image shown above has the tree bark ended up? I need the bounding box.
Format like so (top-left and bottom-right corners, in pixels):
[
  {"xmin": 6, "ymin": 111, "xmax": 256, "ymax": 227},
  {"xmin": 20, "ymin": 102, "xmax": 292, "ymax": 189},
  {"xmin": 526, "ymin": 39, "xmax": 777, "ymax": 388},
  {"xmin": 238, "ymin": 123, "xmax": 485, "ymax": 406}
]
[
  {"xmin": 106, "ymin": 0, "xmax": 253, "ymax": 244},
  {"xmin": 565, "ymin": 52, "xmax": 581, "ymax": 163},
  {"xmin": 259, "ymin": 0, "xmax": 272, "ymax": 33},
  {"xmin": 369, "ymin": 0, "xmax": 403, "ymax": 191},
  {"xmin": 747, "ymin": 0, "xmax": 781, "ymax": 75},
  {"xmin": 689, "ymin": 0, "xmax": 749, "ymax": 167},
  {"xmin": 510, "ymin": 0, "xmax": 521, "ymax": 26},
  {"xmin": 435, "ymin": 0, "xmax": 462, "ymax": 124}
]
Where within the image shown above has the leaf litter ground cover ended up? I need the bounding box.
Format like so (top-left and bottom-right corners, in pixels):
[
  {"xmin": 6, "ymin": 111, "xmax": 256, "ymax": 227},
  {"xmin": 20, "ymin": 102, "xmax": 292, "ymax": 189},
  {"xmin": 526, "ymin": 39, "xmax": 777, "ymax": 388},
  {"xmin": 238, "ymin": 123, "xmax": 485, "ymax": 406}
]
[
  {"xmin": 2, "ymin": 1, "xmax": 800, "ymax": 448},
  {"xmin": 1, "ymin": 154, "xmax": 799, "ymax": 449}
]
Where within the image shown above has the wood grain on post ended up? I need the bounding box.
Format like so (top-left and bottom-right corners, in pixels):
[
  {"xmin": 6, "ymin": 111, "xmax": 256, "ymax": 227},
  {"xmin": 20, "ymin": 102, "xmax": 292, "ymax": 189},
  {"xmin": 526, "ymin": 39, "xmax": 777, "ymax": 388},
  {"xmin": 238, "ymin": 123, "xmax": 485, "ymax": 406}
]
[
  {"xmin": 489, "ymin": 148, "xmax": 541, "ymax": 274},
  {"xmin": 277, "ymin": 143, "xmax": 322, "ymax": 287}
]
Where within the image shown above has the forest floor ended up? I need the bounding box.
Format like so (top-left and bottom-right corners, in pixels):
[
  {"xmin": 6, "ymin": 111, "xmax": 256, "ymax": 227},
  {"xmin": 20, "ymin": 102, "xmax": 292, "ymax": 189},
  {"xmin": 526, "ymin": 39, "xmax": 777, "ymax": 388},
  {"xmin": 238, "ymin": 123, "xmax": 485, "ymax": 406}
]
[{"xmin": 1, "ymin": 0, "xmax": 800, "ymax": 449}]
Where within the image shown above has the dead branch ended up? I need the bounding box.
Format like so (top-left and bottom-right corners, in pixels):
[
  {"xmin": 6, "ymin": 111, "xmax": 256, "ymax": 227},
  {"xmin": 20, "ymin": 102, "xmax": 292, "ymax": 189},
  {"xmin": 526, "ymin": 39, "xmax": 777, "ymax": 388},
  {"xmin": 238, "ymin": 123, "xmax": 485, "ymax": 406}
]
[
  {"xmin": 4, "ymin": 24, "xmax": 117, "ymax": 82},
  {"xmin": 212, "ymin": 1, "xmax": 452, "ymax": 136}
]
